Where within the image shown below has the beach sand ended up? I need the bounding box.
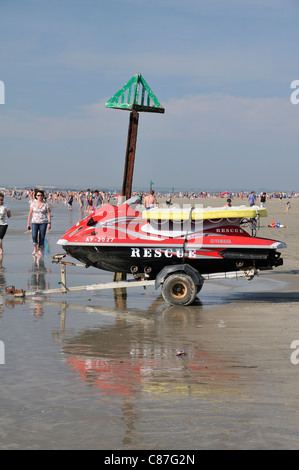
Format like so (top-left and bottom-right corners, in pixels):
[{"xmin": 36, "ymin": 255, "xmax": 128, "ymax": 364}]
[{"xmin": 0, "ymin": 195, "xmax": 299, "ymax": 450}]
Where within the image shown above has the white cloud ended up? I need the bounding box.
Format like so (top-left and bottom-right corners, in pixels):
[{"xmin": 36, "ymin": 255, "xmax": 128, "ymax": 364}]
[
  {"xmin": 0, "ymin": 101, "xmax": 127, "ymax": 140},
  {"xmin": 1, "ymin": 94, "xmax": 299, "ymax": 146},
  {"xmin": 140, "ymin": 94, "xmax": 299, "ymax": 145}
]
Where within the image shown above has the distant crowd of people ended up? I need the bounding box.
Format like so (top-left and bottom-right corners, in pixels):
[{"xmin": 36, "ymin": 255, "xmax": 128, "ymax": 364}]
[
  {"xmin": 24, "ymin": 188, "xmax": 110, "ymax": 212},
  {"xmin": 172, "ymin": 190, "xmax": 299, "ymax": 200},
  {"xmin": 4, "ymin": 187, "xmax": 298, "ymax": 204}
]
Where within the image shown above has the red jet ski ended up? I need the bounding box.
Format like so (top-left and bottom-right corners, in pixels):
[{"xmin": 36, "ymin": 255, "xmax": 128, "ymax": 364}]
[{"xmin": 57, "ymin": 196, "xmax": 285, "ymax": 287}]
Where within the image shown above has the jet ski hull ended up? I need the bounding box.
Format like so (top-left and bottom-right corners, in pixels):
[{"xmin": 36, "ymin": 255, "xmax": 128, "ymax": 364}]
[{"xmin": 62, "ymin": 244, "xmax": 283, "ymax": 278}]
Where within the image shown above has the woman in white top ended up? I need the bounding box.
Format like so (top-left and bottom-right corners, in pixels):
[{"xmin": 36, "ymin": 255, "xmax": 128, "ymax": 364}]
[
  {"xmin": 27, "ymin": 189, "xmax": 51, "ymax": 256},
  {"xmin": 0, "ymin": 193, "xmax": 11, "ymax": 254}
]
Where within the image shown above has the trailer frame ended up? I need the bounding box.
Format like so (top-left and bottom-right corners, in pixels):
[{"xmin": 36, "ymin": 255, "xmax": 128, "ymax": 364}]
[{"xmin": 5, "ymin": 253, "xmax": 258, "ymax": 304}]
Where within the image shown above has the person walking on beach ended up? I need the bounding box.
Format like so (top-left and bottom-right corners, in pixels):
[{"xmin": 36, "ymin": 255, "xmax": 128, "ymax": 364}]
[
  {"xmin": 27, "ymin": 189, "xmax": 51, "ymax": 256},
  {"xmin": 94, "ymin": 190, "xmax": 103, "ymax": 208},
  {"xmin": 78, "ymin": 191, "xmax": 85, "ymax": 211},
  {"xmin": 0, "ymin": 193, "xmax": 11, "ymax": 254},
  {"xmin": 85, "ymin": 189, "xmax": 93, "ymax": 213},
  {"xmin": 67, "ymin": 193, "xmax": 74, "ymax": 211},
  {"xmin": 248, "ymin": 192, "xmax": 256, "ymax": 207},
  {"xmin": 286, "ymin": 201, "xmax": 291, "ymax": 213},
  {"xmin": 144, "ymin": 190, "xmax": 157, "ymax": 209},
  {"xmin": 260, "ymin": 192, "xmax": 267, "ymax": 208}
]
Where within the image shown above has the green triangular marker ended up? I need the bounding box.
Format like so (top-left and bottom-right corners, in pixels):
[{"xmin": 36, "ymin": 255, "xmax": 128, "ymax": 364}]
[{"xmin": 105, "ymin": 73, "xmax": 165, "ymax": 113}]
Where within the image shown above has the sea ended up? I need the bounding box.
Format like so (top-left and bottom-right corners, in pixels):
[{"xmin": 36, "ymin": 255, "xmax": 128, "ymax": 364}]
[{"xmin": 0, "ymin": 197, "xmax": 297, "ymax": 450}]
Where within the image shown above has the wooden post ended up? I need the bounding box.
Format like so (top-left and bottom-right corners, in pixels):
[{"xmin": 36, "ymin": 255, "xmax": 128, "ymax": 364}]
[{"xmin": 122, "ymin": 110, "xmax": 139, "ymax": 200}]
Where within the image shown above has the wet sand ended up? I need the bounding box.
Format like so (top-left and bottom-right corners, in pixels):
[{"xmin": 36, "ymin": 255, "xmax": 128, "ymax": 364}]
[{"xmin": 0, "ymin": 196, "xmax": 299, "ymax": 450}]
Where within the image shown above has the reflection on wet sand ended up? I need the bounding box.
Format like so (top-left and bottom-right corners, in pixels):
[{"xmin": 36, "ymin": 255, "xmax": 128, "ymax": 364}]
[
  {"xmin": 26, "ymin": 254, "xmax": 51, "ymax": 291},
  {"xmin": 49, "ymin": 295, "xmax": 244, "ymax": 447},
  {"xmin": 61, "ymin": 319, "xmax": 240, "ymax": 395},
  {"xmin": 26, "ymin": 255, "xmax": 51, "ymax": 316},
  {"xmin": 5, "ymin": 284, "xmax": 249, "ymax": 447},
  {"xmin": 0, "ymin": 256, "xmax": 5, "ymax": 316}
]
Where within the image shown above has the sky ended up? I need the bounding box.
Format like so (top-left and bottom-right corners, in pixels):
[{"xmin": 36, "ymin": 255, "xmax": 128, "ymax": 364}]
[{"xmin": 1, "ymin": 0, "xmax": 299, "ymax": 192}]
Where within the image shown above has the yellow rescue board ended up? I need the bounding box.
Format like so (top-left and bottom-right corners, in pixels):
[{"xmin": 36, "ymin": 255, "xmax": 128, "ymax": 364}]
[{"xmin": 142, "ymin": 206, "xmax": 267, "ymax": 220}]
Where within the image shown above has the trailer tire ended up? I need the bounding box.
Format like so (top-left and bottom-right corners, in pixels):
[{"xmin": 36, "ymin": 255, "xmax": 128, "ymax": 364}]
[{"xmin": 162, "ymin": 273, "xmax": 198, "ymax": 306}]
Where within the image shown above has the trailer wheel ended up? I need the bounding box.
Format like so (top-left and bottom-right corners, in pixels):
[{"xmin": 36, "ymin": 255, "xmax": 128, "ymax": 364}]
[{"xmin": 161, "ymin": 273, "xmax": 198, "ymax": 306}]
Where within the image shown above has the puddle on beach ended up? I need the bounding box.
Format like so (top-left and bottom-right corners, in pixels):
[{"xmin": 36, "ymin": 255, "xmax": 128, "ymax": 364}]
[{"xmin": 1, "ymin": 199, "xmax": 299, "ymax": 450}]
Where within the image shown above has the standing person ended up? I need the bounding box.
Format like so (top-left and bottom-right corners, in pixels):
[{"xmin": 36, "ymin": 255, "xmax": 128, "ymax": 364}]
[
  {"xmin": 94, "ymin": 190, "xmax": 103, "ymax": 208},
  {"xmin": 0, "ymin": 193, "xmax": 11, "ymax": 254},
  {"xmin": 248, "ymin": 191, "xmax": 256, "ymax": 207},
  {"xmin": 27, "ymin": 189, "xmax": 51, "ymax": 256},
  {"xmin": 144, "ymin": 190, "xmax": 157, "ymax": 209},
  {"xmin": 260, "ymin": 192, "xmax": 267, "ymax": 208},
  {"xmin": 67, "ymin": 193, "xmax": 74, "ymax": 211},
  {"xmin": 85, "ymin": 188, "xmax": 93, "ymax": 213},
  {"xmin": 78, "ymin": 191, "xmax": 85, "ymax": 211}
]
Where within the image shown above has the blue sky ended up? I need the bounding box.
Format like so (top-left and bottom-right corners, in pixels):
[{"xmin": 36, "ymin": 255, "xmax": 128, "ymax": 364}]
[{"xmin": 1, "ymin": 0, "xmax": 299, "ymax": 192}]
